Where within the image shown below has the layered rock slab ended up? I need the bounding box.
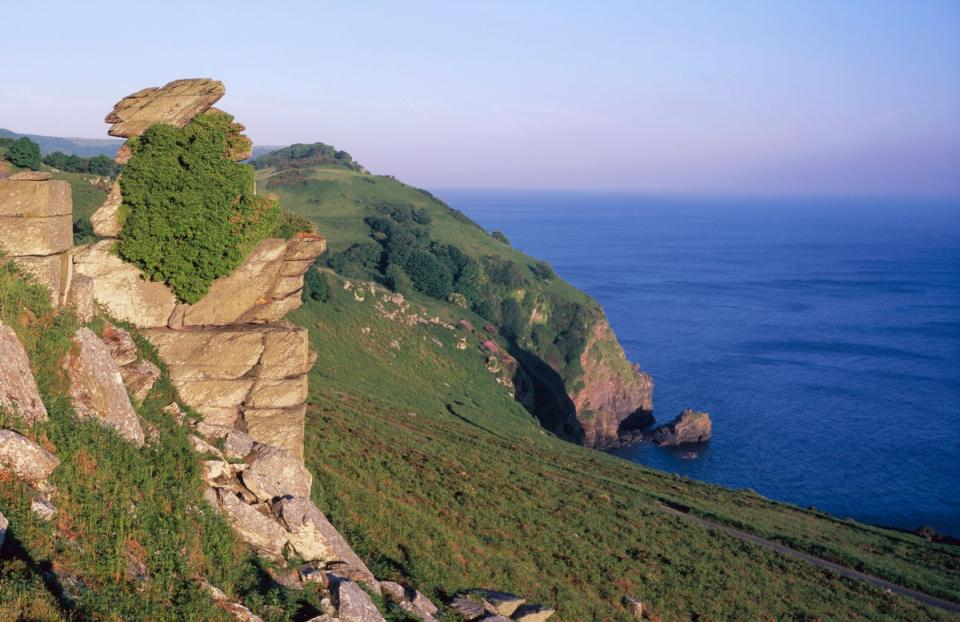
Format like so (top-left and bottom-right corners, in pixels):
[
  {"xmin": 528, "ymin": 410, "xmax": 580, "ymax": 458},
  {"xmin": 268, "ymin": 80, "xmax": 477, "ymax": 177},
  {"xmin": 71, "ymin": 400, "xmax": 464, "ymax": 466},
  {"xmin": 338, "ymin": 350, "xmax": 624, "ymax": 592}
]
[
  {"xmin": 0, "ymin": 178, "xmax": 73, "ymax": 304},
  {"xmin": 104, "ymin": 78, "xmax": 225, "ymax": 138},
  {"xmin": 144, "ymin": 324, "xmax": 312, "ymax": 456}
]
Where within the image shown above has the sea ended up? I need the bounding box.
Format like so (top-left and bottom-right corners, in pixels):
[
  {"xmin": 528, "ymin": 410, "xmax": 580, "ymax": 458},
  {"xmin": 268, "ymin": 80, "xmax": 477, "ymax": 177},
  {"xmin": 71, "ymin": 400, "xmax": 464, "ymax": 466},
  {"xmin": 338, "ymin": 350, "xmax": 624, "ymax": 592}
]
[{"xmin": 438, "ymin": 190, "xmax": 960, "ymax": 536}]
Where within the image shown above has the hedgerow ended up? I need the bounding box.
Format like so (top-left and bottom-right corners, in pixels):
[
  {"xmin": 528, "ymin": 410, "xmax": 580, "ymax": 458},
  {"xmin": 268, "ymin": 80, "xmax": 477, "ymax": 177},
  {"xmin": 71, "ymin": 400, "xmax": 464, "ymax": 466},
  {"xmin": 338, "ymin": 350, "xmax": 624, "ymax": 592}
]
[{"xmin": 117, "ymin": 111, "xmax": 281, "ymax": 303}]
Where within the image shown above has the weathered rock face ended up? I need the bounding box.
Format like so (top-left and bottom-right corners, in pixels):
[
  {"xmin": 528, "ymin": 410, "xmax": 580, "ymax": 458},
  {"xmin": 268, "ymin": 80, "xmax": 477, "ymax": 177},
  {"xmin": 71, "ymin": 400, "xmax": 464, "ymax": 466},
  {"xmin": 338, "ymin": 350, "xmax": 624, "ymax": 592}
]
[
  {"xmin": 380, "ymin": 582, "xmax": 440, "ymax": 622},
  {"xmin": 570, "ymin": 318, "xmax": 654, "ymax": 448},
  {"xmin": 63, "ymin": 327, "xmax": 145, "ymax": 446},
  {"xmin": 646, "ymin": 409, "xmax": 712, "ymax": 446},
  {"xmin": 272, "ymin": 497, "xmax": 375, "ymax": 586},
  {"xmin": 73, "ymin": 240, "xmax": 179, "ymax": 327},
  {"xmin": 180, "ymin": 235, "xmax": 326, "ymax": 327},
  {"xmin": 104, "ymin": 78, "xmax": 225, "ymax": 137},
  {"xmin": 215, "ymin": 488, "xmax": 288, "ymax": 559},
  {"xmin": 0, "ymin": 321, "xmax": 48, "ymax": 424},
  {"xmin": 143, "ymin": 324, "xmax": 312, "ymax": 457},
  {"xmin": 512, "ymin": 605, "xmax": 556, "ymax": 622},
  {"xmin": 240, "ymin": 444, "xmax": 312, "ymax": 501},
  {"xmin": 0, "ymin": 178, "xmax": 73, "ymax": 305},
  {"xmin": 335, "ymin": 579, "xmax": 386, "ymax": 622},
  {"xmin": 0, "ymin": 429, "xmax": 59, "ymax": 483},
  {"xmin": 0, "ymin": 510, "xmax": 7, "ymax": 548},
  {"xmin": 90, "ymin": 180, "xmax": 122, "ymax": 237}
]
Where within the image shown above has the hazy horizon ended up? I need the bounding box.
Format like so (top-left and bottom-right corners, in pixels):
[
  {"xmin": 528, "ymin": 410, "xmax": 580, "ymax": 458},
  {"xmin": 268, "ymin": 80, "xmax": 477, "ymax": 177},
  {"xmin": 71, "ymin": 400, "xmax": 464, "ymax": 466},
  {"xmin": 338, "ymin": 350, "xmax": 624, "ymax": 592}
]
[{"xmin": 2, "ymin": 1, "xmax": 958, "ymax": 198}]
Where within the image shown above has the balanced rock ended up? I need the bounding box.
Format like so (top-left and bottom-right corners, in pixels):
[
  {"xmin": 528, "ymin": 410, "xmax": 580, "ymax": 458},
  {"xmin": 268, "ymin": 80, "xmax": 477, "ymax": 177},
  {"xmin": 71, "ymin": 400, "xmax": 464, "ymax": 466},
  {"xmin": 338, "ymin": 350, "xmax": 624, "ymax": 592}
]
[
  {"xmin": 0, "ymin": 429, "xmax": 59, "ymax": 483},
  {"xmin": 335, "ymin": 579, "xmax": 386, "ymax": 622},
  {"xmin": 64, "ymin": 327, "xmax": 144, "ymax": 446},
  {"xmin": 272, "ymin": 496, "xmax": 375, "ymax": 586},
  {"xmin": 105, "ymin": 78, "xmax": 225, "ymax": 137},
  {"xmin": 646, "ymin": 409, "xmax": 712, "ymax": 446},
  {"xmin": 0, "ymin": 321, "xmax": 48, "ymax": 423}
]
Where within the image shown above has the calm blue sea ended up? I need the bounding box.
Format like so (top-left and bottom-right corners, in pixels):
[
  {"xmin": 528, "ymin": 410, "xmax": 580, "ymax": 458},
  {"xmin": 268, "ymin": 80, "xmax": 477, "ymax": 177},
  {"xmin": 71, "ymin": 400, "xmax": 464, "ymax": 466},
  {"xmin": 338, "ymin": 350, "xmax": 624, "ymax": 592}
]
[{"xmin": 438, "ymin": 190, "xmax": 960, "ymax": 535}]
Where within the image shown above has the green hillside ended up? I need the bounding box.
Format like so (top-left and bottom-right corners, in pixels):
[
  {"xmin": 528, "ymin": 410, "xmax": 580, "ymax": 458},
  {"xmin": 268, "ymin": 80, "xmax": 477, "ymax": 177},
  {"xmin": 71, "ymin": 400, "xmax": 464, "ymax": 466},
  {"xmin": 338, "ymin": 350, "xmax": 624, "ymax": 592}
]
[
  {"xmin": 254, "ymin": 146, "xmax": 960, "ymax": 620},
  {"xmin": 255, "ymin": 152, "xmax": 630, "ymax": 445},
  {"xmin": 293, "ymin": 270, "xmax": 959, "ymax": 621}
]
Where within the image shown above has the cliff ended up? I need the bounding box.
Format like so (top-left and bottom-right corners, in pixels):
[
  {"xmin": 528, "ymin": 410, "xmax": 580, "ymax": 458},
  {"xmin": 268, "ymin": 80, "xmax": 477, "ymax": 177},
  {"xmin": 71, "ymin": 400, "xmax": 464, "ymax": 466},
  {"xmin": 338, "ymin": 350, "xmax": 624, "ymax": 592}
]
[{"xmin": 569, "ymin": 318, "xmax": 654, "ymax": 448}]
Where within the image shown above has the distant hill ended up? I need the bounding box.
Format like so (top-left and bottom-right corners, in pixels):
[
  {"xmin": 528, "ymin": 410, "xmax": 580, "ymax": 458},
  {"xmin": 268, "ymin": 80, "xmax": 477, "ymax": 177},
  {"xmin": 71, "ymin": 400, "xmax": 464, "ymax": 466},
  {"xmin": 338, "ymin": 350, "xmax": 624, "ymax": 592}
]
[
  {"xmin": 0, "ymin": 128, "xmax": 123, "ymax": 157},
  {"xmin": 0, "ymin": 129, "xmax": 282, "ymax": 162}
]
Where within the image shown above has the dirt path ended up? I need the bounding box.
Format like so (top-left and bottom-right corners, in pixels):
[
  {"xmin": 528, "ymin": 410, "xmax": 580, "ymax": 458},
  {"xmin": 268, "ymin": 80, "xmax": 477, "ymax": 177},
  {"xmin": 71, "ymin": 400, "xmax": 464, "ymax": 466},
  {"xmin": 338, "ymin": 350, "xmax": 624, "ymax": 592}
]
[{"xmin": 658, "ymin": 503, "xmax": 960, "ymax": 615}]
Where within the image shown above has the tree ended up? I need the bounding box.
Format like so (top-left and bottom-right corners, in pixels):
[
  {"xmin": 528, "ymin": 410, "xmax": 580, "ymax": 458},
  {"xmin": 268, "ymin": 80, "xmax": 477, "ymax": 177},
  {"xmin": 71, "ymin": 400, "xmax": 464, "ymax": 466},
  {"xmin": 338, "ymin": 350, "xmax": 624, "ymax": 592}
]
[
  {"xmin": 303, "ymin": 266, "xmax": 329, "ymax": 302},
  {"xmin": 6, "ymin": 137, "xmax": 42, "ymax": 170},
  {"xmin": 404, "ymin": 249, "xmax": 453, "ymax": 298}
]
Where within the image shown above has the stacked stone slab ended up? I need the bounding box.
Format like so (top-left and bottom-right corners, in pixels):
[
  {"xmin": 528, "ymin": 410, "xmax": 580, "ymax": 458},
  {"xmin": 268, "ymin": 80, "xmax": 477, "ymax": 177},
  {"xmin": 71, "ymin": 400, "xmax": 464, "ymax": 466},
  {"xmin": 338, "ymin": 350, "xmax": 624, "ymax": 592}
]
[
  {"xmin": 0, "ymin": 172, "xmax": 73, "ymax": 305},
  {"xmin": 74, "ymin": 79, "xmax": 326, "ymax": 459}
]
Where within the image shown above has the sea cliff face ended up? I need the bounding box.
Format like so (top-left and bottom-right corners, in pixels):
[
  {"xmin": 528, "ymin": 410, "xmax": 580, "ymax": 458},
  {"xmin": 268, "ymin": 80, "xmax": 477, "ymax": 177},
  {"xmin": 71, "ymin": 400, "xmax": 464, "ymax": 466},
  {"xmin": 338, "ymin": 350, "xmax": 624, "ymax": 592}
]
[{"xmin": 568, "ymin": 317, "xmax": 654, "ymax": 448}]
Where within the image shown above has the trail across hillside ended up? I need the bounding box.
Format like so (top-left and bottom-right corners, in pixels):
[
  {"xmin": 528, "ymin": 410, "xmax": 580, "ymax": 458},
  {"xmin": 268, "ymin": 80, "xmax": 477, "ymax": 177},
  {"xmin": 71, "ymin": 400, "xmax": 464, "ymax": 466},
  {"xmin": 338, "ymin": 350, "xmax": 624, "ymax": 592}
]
[{"xmin": 658, "ymin": 503, "xmax": 960, "ymax": 616}]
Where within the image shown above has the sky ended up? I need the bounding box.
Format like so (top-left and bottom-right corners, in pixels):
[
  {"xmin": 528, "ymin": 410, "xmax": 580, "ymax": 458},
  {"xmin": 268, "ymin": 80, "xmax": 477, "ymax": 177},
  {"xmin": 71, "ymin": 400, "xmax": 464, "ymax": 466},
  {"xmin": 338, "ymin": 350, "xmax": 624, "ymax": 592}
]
[{"xmin": 2, "ymin": 1, "xmax": 959, "ymax": 197}]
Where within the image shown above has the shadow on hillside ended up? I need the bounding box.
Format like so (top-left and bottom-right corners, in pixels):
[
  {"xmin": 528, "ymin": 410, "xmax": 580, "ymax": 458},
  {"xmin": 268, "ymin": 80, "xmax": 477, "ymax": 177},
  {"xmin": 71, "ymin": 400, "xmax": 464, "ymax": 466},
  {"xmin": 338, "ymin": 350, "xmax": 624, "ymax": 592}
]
[
  {"xmin": 0, "ymin": 524, "xmax": 76, "ymax": 616},
  {"xmin": 507, "ymin": 343, "xmax": 585, "ymax": 444}
]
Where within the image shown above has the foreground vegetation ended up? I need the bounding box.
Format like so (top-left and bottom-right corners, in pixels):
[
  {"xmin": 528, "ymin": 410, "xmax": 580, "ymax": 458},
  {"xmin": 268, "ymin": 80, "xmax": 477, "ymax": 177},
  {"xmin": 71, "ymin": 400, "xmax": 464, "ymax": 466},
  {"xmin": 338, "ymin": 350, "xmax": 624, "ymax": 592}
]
[{"xmin": 0, "ymin": 260, "xmax": 325, "ymax": 621}]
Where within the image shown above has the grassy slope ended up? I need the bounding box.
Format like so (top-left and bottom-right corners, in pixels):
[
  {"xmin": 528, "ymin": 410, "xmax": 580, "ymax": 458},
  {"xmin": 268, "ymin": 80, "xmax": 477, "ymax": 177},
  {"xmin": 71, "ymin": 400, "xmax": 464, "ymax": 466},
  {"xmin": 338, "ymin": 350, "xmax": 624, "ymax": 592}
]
[
  {"xmin": 0, "ymin": 261, "xmax": 325, "ymax": 621},
  {"xmin": 295, "ymin": 274, "xmax": 960, "ymax": 622},
  {"xmin": 256, "ymin": 165, "xmax": 589, "ymax": 306}
]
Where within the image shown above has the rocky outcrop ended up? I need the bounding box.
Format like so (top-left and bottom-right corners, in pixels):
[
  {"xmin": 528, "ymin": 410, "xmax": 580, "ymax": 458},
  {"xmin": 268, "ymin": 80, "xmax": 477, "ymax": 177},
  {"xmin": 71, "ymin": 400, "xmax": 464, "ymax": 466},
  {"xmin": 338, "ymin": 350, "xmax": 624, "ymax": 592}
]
[
  {"xmin": 105, "ymin": 78, "xmax": 225, "ymax": 137},
  {"xmin": 0, "ymin": 177, "xmax": 73, "ymax": 305},
  {"xmin": 335, "ymin": 578, "xmax": 386, "ymax": 622},
  {"xmin": 0, "ymin": 510, "xmax": 7, "ymax": 549},
  {"xmin": 216, "ymin": 488, "xmax": 289, "ymax": 559},
  {"xmin": 73, "ymin": 240, "xmax": 179, "ymax": 327},
  {"xmin": 645, "ymin": 410, "xmax": 712, "ymax": 446},
  {"xmin": 512, "ymin": 605, "xmax": 556, "ymax": 622},
  {"xmin": 0, "ymin": 321, "xmax": 48, "ymax": 424},
  {"xmin": 380, "ymin": 582, "xmax": 440, "ymax": 622},
  {"xmin": 90, "ymin": 180, "xmax": 122, "ymax": 237},
  {"xmin": 143, "ymin": 324, "xmax": 313, "ymax": 457},
  {"xmin": 63, "ymin": 327, "xmax": 145, "ymax": 446},
  {"xmin": 569, "ymin": 318, "xmax": 653, "ymax": 448},
  {"xmin": 273, "ymin": 497, "xmax": 375, "ymax": 585},
  {"xmin": 0, "ymin": 429, "xmax": 59, "ymax": 484},
  {"xmin": 101, "ymin": 323, "xmax": 161, "ymax": 402}
]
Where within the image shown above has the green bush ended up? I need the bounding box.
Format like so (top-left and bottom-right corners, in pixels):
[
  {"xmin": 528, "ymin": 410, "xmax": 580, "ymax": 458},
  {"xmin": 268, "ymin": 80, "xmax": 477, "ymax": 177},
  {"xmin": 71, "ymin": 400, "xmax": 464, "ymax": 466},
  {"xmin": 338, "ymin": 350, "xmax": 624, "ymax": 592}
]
[
  {"xmin": 491, "ymin": 230, "xmax": 510, "ymax": 245},
  {"xmin": 303, "ymin": 266, "xmax": 330, "ymax": 302},
  {"xmin": 116, "ymin": 111, "xmax": 280, "ymax": 303},
  {"xmin": 5, "ymin": 137, "xmax": 41, "ymax": 170}
]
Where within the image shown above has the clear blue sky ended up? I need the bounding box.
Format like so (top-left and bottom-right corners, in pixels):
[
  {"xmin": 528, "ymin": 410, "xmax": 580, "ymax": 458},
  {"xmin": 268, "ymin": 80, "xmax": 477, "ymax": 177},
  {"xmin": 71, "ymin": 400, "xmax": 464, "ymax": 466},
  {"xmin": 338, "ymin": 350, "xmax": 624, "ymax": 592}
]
[{"xmin": 3, "ymin": 1, "xmax": 958, "ymax": 196}]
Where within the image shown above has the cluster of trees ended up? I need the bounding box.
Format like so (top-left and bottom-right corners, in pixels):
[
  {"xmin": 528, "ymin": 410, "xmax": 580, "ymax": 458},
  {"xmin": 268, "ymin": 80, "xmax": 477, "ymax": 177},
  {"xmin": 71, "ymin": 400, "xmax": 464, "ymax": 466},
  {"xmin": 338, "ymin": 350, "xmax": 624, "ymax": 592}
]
[
  {"xmin": 0, "ymin": 136, "xmax": 42, "ymax": 170},
  {"xmin": 43, "ymin": 151, "xmax": 121, "ymax": 177},
  {"xmin": 253, "ymin": 142, "xmax": 362, "ymax": 172},
  {"xmin": 325, "ymin": 200, "xmax": 590, "ymax": 380}
]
